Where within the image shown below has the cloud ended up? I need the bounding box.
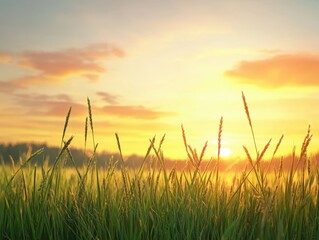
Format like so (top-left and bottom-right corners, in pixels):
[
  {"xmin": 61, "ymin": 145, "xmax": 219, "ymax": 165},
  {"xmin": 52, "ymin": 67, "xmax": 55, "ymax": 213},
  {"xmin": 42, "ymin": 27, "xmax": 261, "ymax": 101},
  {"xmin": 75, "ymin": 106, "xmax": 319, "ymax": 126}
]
[
  {"xmin": 13, "ymin": 93, "xmax": 173, "ymax": 120},
  {"xmin": 12, "ymin": 75, "xmax": 54, "ymax": 87},
  {"xmin": 257, "ymin": 49, "xmax": 282, "ymax": 55},
  {"xmin": 96, "ymin": 91, "xmax": 118, "ymax": 104},
  {"xmin": 18, "ymin": 43, "xmax": 123, "ymax": 77},
  {"xmin": 13, "ymin": 93, "xmax": 87, "ymax": 117},
  {"xmin": 83, "ymin": 74, "xmax": 100, "ymax": 83},
  {"xmin": 225, "ymin": 54, "xmax": 319, "ymax": 88},
  {"xmin": 0, "ymin": 52, "xmax": 11, "ymax": 63},
  {"xmin": 98, "ymin": 105, "xmax": 172, "ymax": 119},
  {"xmin": 15, "ymin": 93, "xmax": 72, "ymax": 102},
  {"xmin": 0, "ymin": 43, "xmax": 124, "ymax": 89},
  {"xmin": 0, "ymin": 81, "xmax": 15, "ymax": 92}
]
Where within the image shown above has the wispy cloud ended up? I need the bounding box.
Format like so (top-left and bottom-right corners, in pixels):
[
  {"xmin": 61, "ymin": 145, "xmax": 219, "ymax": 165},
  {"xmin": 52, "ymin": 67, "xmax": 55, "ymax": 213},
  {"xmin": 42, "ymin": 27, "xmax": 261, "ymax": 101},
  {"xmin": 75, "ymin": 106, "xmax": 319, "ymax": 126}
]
[
  {"xmin": 0, "ymin": 43, "xmax": 124, "ymax": 90},
  {"xmin": 13, "ymin": 93, "xmax": 173, "ymax": 120},
  {"xmin": 11, "ymin": 75, "xmax": 54, "ymax": 87},
  {"xmin": 98, "ymin": 105, "xmax": 172, "ymax": 119},
  {"xmin": 0, "ymin": 81, "xmax": 15, "ymax": 92},
  {"xmin": 257, "ymin": 49, "xmax": 282, "ymax": 55},
  {"xmin": 0, "ymin": 52, "xmax": 11, "ymax": 63},
  {"xmin": 18, "ymin": 43, "xmax": 124, "ymax": 78},
  {"xmin": 97, "ymin": 91, "xmax": 118, "ymax": 105},
  {"xmin": 13, "ymin": 93, "xmax": 86, "ymax": 117},
  {"xmin": 225, "ymin": 54, "xmax": 319, "ymax": 88}
]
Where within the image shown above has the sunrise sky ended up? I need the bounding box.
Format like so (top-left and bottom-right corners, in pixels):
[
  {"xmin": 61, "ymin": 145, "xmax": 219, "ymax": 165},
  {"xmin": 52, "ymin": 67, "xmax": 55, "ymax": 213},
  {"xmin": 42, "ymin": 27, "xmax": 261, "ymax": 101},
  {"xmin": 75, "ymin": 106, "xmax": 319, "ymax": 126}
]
[{"xmin": 1, "ymin": 1, "xmax": 319, "ymax": 160}]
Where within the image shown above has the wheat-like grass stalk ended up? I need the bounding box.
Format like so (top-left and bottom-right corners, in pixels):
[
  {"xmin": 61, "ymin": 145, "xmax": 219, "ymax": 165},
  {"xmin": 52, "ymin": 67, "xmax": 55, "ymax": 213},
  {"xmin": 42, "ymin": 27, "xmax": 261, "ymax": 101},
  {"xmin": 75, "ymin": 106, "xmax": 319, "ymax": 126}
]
[
  {"xmin": 158, "ymin": 134, "xmax": 166, "ymax": 152},
  {"xmin": 149, "ymin": 137, "xmax": 169, "ymax": 200},
  {"xmin": 296, "ymin": 125, "xmax": 312, "ymax": 172},
  {"xmin": 242, "ymin": 92, "xmax": 252, "ymax": 128},
  {"xmin": 301, "ymin": 125, "xmax": 312, "ymax": 174},
  {"xmin": 81, "ymin": 143, "xmax": 98, "ymax": 182},
  {"xmin": 307, "ymin": 158, "xmax": 311, "ymax": 177},
  {"xmin": 217, "ymin": 117, "xmax": 223, "ymax": 161},
  {"xmin": 115, "ymin": 133, "xmax": 129, "ymax": 198},
  {"xmin": 86, "ymin": 97, "xmax": 101, "ymax": 202},
  {"xmin": 87, "ymin": 97, "xmax": 95, "ymax": 148},
  {"xmin": 9, "ymin": 155, "xmax": 15, "ymax": 172},
  {"xmin": 243, "ymin": 145, "xmax": 264, "ymax": 196},
  {"xmin": 242, "ymin": 92, "xmax": 258, "ymax": 157},
  {"xmin": 257, "ymin": 138, "xmax": 271, "ymax": 188},
  {"xmin": 5, "ymin": 148, "xmax": 44, "ymax": 190},
  {"xmin": 137, "ymin": 135, "xmax": 156, "ymax": 178},
  {"xmin": 84, "ymin": 117, "xmax": 88, "ymax": 153},
  {"xmin": 302, "ymin": 135, "xmax": 312, "ymax": 164},
  {"xmin": 216, "ymin": 116, "xmax": 223, "ymax": 183},
  {"xmin": 301, "ymin": 125, "xmax": 311, "ymax": 156},
  {"xmin": 297, "ymin": 125, "xmax": 312, "ymax": 196},
  {"xmin": 187, "ymin": 145, "xmax": 197, "ymax": 168},
  {"xmin": 287, "ymin": 145, "xmax": 296, "ymax": 192},
  {"xmin": 279, "ymin": 156, "xmax": 283, "ymax": 178},
  {"xmin": 243, "ymin": 145, "xmax": 253, "ymax": 167},
  {"xmin": 257, "ymin": 138, "xmax": 272, "ymax": 164},
  {"xmin": 199, "ymin": 141, "xmax": 208, "ymax": 164},
  {"xmin": 44, "ymin": 136, "xmax": 73, "ymax": 199},
  {"xmin": 266, "ymin": 134, "xmax": 284, "ymax": 174},
  {"xmin": 61, "ymin": 107, "xmax": 71, "ymax": 148},
  {"xmin": 65, "ymin": 147, "xmax": 82, "ymax": 182},
  {"xmin": 181, "ymin": 124, "xmax": 194, "ymax": 164},
  {"xmin": 272, "ymin": 134, "xmax": 284, "ymax": 159}
]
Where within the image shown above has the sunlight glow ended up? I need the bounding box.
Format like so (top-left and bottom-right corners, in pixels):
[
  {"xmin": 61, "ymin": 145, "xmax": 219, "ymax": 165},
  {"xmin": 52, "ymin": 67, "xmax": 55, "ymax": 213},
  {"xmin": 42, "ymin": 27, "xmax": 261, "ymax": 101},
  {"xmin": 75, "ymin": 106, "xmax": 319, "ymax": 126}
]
[
  {"xmin": 217, "ymin": 148, "xmax": 232, "ymax": 158},
  {"xmin": 1, "ymin": 1, "xmax": 319, "ymax": 159}
]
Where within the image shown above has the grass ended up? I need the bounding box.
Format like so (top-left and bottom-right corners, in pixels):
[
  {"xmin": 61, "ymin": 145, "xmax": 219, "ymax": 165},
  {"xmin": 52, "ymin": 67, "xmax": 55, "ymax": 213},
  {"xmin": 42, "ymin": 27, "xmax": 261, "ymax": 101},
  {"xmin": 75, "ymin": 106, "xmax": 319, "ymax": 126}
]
[{"xmin": 1, "ymin": 93, "xmax": 319, "ymax": 239}]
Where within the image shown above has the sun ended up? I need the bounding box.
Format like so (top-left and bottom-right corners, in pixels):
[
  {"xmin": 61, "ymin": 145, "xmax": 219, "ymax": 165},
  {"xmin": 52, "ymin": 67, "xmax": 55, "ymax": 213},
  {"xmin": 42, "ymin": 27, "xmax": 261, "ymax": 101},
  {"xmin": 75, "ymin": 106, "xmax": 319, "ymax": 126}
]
[
  {"xmin": 217, "ymin": 147, "xmax": 232, "ymax": 158},
  {"xmin": 211, "ymin": 140, "xmax": 232, "ymax": 158}
]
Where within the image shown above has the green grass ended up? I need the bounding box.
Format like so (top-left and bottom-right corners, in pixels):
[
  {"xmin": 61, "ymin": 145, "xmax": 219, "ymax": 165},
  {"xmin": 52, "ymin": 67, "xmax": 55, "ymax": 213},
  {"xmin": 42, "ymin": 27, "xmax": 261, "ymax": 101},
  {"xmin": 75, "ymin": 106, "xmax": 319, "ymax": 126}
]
[{"xmin": 1, "ymin": 94, "xmax": 319, "ymax": 239}]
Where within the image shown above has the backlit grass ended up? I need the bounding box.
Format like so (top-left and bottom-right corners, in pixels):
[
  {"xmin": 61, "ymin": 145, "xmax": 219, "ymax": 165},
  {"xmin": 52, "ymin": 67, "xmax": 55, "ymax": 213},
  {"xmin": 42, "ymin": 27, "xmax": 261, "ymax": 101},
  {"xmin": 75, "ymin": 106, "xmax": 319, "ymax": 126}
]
[{"xmin": 1, "ymin": 94, "xmax": 319, "ymax": 239}]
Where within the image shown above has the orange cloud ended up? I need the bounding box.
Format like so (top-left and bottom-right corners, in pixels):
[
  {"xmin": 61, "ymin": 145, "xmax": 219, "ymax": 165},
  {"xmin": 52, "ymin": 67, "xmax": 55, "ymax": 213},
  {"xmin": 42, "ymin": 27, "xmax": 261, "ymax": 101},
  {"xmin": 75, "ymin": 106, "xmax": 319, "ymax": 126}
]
[
  {"xmin": 258, "ymin": 49, "xmax": 282, "ymax": 55},
  {"xmin": 98, "ymin": 105, "xmax": 173, "ymax": 119},
  {"xmin": 83, "ymin": 74, "xmax": 100, "ymax": 82},
  {"xmin": 97, "ymin": 91, "xmax": 118, "ymax": 105},
  {"xmin": 14, "ymin": 93, "xmax": 86, "ymax": 117},
  {"xmin": 13, "ymin": 93, "xmax": 172, "ymax": 119},
  {"xmin": 0, "ymin": 81, "xmax": 15, "ymax": 92},
  {"xmin": 12, "ymin": 75, "xmax": 54, "ymax": 87},
  {"xmin": 18, "ymin": 43, "xmax": 123, "ymax": 77},
  {"xmin": 0, "ymin": 52, "xmax": 11, "ymax": 63},
  {"xmin": 225, "ymin": 54, "xmax": 319, "ymax": 88},
  {"xmin": 0, "ymin": 43, "xmax": 124, "ymax": 88}
]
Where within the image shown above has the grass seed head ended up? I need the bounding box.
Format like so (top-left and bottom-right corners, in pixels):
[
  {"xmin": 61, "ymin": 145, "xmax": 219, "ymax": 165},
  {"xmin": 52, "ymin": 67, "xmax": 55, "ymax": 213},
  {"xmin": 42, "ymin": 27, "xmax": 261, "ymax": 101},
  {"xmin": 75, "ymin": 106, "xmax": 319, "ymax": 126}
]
[
  {"xmin": 242, "ymin": 91, "xmax": 252, "ymax": 128},
  {"xmin": 217, "ymin": 116, "xmax": 223, "ymax": 161}
]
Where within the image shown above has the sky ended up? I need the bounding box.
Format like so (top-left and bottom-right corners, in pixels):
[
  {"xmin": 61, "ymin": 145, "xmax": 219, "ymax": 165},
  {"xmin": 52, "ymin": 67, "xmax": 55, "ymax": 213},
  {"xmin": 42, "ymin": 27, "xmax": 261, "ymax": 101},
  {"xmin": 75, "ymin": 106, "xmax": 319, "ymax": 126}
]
[{"xmin": 1, "ymin": 0, "xmax": 319, "ymax": 161}]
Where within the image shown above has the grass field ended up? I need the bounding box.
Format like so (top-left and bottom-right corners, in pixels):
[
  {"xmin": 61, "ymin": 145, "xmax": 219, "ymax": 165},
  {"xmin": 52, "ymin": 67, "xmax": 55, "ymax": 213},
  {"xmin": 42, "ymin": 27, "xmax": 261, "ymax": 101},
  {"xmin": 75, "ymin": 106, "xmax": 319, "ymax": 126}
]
[{"xmin": 1, "ymin": 94, "xmax": 319, "ymax": 239}]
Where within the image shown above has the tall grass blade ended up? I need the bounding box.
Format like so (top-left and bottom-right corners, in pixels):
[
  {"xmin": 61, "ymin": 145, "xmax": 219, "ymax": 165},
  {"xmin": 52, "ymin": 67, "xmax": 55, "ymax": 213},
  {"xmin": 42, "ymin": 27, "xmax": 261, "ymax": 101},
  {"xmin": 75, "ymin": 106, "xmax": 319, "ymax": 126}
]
[
  {"xmin": 87, "ymin": 97, "xmax": 95, "ymax": 148},
  {"xmin": 216, "ymin": 116, "xmax": 223, "ymax": 182},
  {"xmin": 242, "ymin": 91, "xmax": 258, "ymax": 158},
  {"xmin": 5, "ymin": 148, "xmax": 44, "ymax": 190},
  {"xmin": 181, "ymin": 124, "xmax": 194, "ymax": 164},
  {"xmin": 84, "ymin": 116, "xmax": 88, "ymax": 153},
  {"xmin": 44, "ymin": 136, "xmax": 73, "ymax": 199},
  {"xmin": 266, "ymin": 134, "xmax": 284, "ymax": 174},
  {"xmin": 115, "ymin": 133, "xmax": 129, "ymax": 198},
  {"xmin": 61, "ymin": 107, "xmax": 71, "ymax": 148}
]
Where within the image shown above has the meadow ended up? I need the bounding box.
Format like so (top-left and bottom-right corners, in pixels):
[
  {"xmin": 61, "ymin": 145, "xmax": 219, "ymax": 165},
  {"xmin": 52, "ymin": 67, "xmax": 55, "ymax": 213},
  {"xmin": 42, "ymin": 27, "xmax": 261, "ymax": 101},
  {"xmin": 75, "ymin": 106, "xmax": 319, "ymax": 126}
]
[{"xmin": 1, "ymin": 93, "xmax": 319, "ymax": 239}]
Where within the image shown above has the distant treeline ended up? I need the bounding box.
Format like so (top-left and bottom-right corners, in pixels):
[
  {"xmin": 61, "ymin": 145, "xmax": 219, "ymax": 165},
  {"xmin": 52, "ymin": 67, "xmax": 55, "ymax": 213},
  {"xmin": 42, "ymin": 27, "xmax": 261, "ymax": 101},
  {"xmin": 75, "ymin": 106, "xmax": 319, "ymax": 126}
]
[
  {"xmin": 1, "ymin": 143, "xmax": 318, "ymax": 172},
  {"xmin": 0, "ymin": 143, "xmax": 150, "ymax": 169}
]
